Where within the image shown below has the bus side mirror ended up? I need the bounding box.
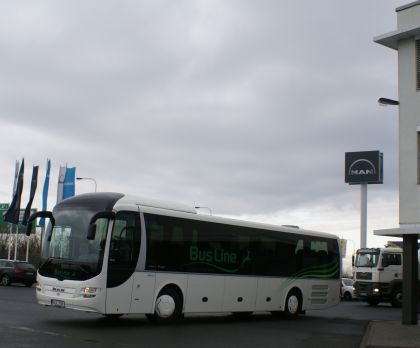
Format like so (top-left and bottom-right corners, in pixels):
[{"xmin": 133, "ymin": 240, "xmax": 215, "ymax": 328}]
[
  {"xmin": 87, "ymin": 211, "xmax": 115, "ymax": 240},
  {"xmin": 87, "ymin": 224, "xmax": 96, "ymax": 240},
  {"xmin": 352, "ymin": 255, "xmax": 355, "ymax": 267},
  {"xmin": 26, "ymin": 211, "xmax": 55, "ymax": 236}
]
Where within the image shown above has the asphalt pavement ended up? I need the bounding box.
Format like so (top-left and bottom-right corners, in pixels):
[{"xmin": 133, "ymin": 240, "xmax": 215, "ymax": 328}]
[{"xmin": 1, "ymin": 285, "xmax": 417, "ymax": 348}]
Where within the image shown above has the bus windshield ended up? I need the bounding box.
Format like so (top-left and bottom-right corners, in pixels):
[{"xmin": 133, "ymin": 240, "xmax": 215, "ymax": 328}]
[
  {"xmin": 39, "ymin": 208, "xmax": 109, "ymax": 281},
  {"xmin": 355, "ymin": 252, "xmax": 379, "ymax": 268}
]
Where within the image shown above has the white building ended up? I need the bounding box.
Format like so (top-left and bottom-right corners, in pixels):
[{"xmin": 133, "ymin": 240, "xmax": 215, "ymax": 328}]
[
  {"xmin": 374, "ymin": 1, "xmax": 420, "ymax": 324},
  {"xmin": 375, "ymin": 1, "xmax": 420, "ymax": 230}
]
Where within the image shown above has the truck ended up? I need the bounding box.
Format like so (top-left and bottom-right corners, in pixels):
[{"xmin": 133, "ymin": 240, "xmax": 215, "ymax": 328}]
[{"xmin": 353, "ymin": 247, "xmax": 405, "ymax": 307}]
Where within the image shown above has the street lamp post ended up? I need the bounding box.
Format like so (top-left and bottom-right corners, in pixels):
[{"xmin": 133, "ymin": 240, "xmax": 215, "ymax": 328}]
[{"xmin": 76, "ymin": 177, "xmax": 97, "ymax": 192}]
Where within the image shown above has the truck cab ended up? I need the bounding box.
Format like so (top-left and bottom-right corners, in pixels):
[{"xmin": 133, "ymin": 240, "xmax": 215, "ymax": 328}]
[{"xmin": 353, "ymin": 247, "xmax": 403, "ymax": 307}]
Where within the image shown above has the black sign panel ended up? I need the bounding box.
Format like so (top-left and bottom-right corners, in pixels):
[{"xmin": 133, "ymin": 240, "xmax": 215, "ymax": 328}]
[{"xmin": 345, "ymin": 151, "xmax": 383, "ymax": 185}]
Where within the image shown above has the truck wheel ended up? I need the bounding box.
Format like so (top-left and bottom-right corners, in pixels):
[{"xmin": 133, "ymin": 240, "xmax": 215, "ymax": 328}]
[
  {"xmin": 343, "ymin": 292, "xmax": 352, "ymax": 301},
  {"xmin": 391, "ymin": 288, "xmax": 403, "ymax": 307}
]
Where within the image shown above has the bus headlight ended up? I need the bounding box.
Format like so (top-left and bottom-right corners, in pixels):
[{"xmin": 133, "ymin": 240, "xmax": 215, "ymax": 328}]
[
  {"xmin": 81, "ymin": 287, "xmax": 99, "ymax": 298},
  {"xmin": 373, "ymin": 288, "xmax": 380, "ymax": 294}
]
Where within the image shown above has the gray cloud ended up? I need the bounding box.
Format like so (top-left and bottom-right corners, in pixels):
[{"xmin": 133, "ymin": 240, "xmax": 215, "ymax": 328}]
[{"xmin": 0, "ymin": 1, "xmax": 406, "ymax": 243}]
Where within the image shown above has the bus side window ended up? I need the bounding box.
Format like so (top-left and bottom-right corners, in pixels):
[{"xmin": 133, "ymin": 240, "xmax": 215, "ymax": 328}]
[
  {"xmin": 144, "ymin": 213, "xmax": 165, "ymax": 271},
  {"xmin": 295, "ymin": 239, "xmax": 304, "ymax": 270},
  {"xmin": 310, "ymin": 240, "xmax": 329, "ymax": 265}
]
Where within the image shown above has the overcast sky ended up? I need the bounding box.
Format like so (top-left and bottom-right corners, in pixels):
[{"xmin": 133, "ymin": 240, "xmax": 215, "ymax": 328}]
[{"xmin": 0, "ymin": 0, "xmax": 409, "ymax": 251}]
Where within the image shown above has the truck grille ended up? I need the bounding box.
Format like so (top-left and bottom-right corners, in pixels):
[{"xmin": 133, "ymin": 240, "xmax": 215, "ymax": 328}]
[{"xmin": 356, "ymin": 272, "xmax": 372, "ymax": 280}]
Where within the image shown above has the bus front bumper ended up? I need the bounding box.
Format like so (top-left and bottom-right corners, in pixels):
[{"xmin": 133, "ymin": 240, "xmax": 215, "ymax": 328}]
[{"xmin": 36, "ymin": 282, "xmax": 105, "ymax": 313}]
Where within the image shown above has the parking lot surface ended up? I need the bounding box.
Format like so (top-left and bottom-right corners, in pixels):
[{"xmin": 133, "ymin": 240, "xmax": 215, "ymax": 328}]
[{"xmin": 0, "ymin": 285, "xmax": 405, "ymax": 348}]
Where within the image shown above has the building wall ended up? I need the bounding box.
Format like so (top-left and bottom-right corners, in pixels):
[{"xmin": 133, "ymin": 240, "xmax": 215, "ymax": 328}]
[
  {"xmin": 397, "ymin": 6, "xmax": 420, "ymax": 225},
  {"xmin": 397, "ymin": 2, "xmax": 420, "ymax": 30}
]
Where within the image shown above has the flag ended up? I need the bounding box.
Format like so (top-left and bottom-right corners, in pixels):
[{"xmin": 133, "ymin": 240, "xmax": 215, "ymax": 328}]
[
  {"xmin": 62, "ymin": 167, "xmax": 76, "ymax": 200},
  {"xmin": 39, "ymin": 159, "xmax": 51, "ymax": 227},
  {"xmin": 56, "ymin": 166, "xmax": 66, "ymax": 204},
  {"xmin": 4, "ymin": 159, "xmax": 24, "ymax": 224},
  {"xmin": 12, "ymin": 160, "xmax": 19, "ymax": 194},
  {"xmin": 22, "ymin": 165, "xmax": 39, "ymax": 225}
]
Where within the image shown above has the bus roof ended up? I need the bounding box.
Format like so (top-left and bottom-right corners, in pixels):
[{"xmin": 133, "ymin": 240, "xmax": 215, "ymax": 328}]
[
  {"xmin": 114, "ymin": 194, "xmax": 338, "ymax": 241},
  {"xmin": 120, "ymin": 195, "xmax": 197, "ymax": 214}
]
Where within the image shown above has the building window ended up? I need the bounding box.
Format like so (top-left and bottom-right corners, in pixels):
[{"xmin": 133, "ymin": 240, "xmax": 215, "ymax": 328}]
[
  {"xmin": 418, "ymin": 131, "xmax": 420, "ymax": 184},
  {"xmin": 417, "ymin": 40, "xmax": 420, "ymax": 90}
]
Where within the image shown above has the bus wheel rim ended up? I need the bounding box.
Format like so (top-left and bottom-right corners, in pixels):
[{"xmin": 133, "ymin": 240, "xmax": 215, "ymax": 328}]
[
  {"xmin": 288, "ymin": 295, "xmax": 299, "ymax": 314},
  {"xmin": 155, "ymin": 295, "xmax": 176, "ymax": 318}
]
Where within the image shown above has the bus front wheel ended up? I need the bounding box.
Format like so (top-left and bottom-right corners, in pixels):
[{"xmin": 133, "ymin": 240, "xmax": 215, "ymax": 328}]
[
  {"xmin": 284, "ymin": 290, "xmax": 302, "ymax": 319},
  {"xmin": 147, "ymin": 288, "xmax": 183, "ymax": 324}
]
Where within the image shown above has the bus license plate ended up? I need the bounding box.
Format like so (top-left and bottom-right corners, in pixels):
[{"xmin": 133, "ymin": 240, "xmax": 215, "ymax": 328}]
[{"xmin": 51, "ymin": 299, "xmax": 65, "ymax": 308}]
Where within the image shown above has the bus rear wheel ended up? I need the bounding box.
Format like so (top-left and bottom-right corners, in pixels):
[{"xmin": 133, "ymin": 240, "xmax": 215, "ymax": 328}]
[
  {"xmin": 147, "ymin": 288, "xmax": 183, "ymax": 324},
  {"xmin": 284, "ymin": 290, "xmax": 302, "ymax": 319}
]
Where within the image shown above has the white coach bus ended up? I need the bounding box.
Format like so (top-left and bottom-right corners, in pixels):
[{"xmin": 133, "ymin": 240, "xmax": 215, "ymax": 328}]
[{"xmin": 27, "ymin": 193, "xmax": 341, "ymax": 323}]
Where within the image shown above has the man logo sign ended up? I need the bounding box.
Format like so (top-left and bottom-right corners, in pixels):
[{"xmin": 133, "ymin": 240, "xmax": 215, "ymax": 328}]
[
  {"xmin": 345, "ymin": 151, "xmax": 383, "ymax": 185},
  {"xmin": 349, "ymin": 159, "xmax": 376, "ymax": 176}
]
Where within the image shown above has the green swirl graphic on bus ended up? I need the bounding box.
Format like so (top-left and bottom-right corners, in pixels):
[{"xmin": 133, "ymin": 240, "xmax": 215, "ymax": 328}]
[
  {"xmin": 281, "ymin": 260, "xmax": 339, "ymax": 289},
  {"xmin": 185, "ymin": 246, "xmax": 251, "ymax": 273}
]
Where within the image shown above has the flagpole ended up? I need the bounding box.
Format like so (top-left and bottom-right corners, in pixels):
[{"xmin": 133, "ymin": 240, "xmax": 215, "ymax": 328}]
[
  {"xmin": 14, "ymin": 225, "xmax": 18, "ymax": 261},
  {"xmin": 7, "ymin": 225, "xmax": 11, "ymax": 260},
  {"xmin": 57, "ymin": 165, "xmax": 66, "ymax": 204},
  {"xmin": 40, "ymin": 159, "xmax": 51, "ymax": 247},
  {"xmin": 8, "ymin": 161, "xmax": 19, "ymax": 260},
  {"xmin": 26, "ymin": 235, "xmax": 29, "ymax": 262}
]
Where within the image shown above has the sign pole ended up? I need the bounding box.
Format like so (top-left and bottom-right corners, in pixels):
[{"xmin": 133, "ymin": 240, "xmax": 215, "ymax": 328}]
[
  {"xmin": 360, "ymin": 183, "xmax": 367, "ymax": 249},
  {"xmin": 345, "ymin": 151, "xmax": 383, "ymax": 249}
]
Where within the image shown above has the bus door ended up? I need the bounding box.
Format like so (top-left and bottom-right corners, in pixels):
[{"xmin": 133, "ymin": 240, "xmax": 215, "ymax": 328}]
[
  {"xmin": 105, "ymin": 211, "xmax": 141, "ymax": 314},
  {"xmin": 130, "ymin": 210, "xmax": 156, "ymax": 314}
]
